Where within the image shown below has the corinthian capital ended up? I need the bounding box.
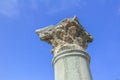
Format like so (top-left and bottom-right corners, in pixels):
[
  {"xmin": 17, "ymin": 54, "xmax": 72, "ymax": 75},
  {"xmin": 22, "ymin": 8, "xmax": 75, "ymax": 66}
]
[{"xmin": 36, "ymin": 16, "xmax": 93, "ymax": 54}]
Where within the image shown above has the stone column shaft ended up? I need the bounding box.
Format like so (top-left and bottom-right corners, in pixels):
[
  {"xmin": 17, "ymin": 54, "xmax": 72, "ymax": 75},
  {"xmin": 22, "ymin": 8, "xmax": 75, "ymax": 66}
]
[{"xmin": 53, "ymin": 49, "xmax": 92, "ymax": 80}]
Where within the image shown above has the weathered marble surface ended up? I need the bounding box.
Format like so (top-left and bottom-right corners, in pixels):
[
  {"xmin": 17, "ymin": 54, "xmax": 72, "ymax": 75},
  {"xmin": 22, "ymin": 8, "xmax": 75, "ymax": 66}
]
[{"xmin": 36, "ymin": 16, "xmax": 93, "ymax": 54}]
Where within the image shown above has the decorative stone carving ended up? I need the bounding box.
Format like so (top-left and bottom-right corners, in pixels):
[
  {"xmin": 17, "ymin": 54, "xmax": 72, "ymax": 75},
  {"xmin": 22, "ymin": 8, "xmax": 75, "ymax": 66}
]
[{"xmin": 36, "ymin": 16, "xmax": 93, "ymax": 54}]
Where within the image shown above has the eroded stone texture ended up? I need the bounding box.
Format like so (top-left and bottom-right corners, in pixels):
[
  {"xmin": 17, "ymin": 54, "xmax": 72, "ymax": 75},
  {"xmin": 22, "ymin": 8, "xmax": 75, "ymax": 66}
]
[{"xmin": 36, "ymin": 16, "xmax": 93, "ymax": 54}]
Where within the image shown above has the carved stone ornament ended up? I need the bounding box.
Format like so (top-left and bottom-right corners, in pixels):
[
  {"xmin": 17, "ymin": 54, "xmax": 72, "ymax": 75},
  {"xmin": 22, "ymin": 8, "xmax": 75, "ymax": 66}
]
[{"xmin": 36, "ymin": 16, "xmax": 93, "ymax": 54}]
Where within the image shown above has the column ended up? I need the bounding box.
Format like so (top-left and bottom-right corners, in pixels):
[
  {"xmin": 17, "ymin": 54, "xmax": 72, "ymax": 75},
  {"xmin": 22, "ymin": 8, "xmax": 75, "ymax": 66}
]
[{"xmin": 36, "ymin": 16, "xmax": 93, "ymax": 80}]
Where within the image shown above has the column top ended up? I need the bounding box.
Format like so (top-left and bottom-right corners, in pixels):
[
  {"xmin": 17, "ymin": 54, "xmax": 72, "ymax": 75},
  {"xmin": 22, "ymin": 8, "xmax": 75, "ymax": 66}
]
[{"xmin": 36, "ymin": 16, "xmax": 93, "ymax": 54}]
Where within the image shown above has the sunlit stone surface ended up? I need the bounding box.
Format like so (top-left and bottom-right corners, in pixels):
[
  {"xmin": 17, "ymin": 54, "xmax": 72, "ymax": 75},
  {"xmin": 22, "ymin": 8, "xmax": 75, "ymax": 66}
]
[{"xmin": 36, "ymin": 16, "xmax": 93, "ymax": 80}]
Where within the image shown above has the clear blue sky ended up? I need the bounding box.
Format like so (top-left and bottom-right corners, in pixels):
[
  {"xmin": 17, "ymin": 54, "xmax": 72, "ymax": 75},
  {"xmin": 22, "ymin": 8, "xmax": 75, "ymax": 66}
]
[{"xmin": 0, "ymin": 0, "xmax": 120, "ymax": 80}]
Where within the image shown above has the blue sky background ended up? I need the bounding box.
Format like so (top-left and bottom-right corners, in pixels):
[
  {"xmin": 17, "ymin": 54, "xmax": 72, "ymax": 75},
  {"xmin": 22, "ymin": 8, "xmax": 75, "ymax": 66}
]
[{"xmin": 0, "ymin": 0, "xmax": 120, "ymax": 80}]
